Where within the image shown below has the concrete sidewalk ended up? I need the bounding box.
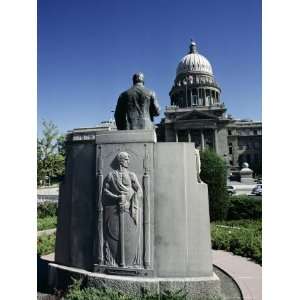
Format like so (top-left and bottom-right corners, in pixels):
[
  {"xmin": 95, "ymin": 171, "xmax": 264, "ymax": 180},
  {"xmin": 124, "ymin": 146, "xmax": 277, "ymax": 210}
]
[
  {"xmin": 212, "ymin": 250, "xmax": 261, "ymax": 300},
  {"xmin": 37, "ymin": 228, "xmax": 56, "ymax": 237}
]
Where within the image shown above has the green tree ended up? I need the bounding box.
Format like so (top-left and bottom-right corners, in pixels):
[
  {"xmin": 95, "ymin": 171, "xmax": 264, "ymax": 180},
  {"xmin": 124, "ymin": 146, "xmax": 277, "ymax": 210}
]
[
  {"xmin": 200, "ymin": 150, "xmax": 228, "ymax": 221},
  {"xmin": 57, "ymin": 134, "xmax": 66, "ymax": 156},
  {"xmin": 37, "ymin": 121, "xmax": 65, "ymax": 186}
]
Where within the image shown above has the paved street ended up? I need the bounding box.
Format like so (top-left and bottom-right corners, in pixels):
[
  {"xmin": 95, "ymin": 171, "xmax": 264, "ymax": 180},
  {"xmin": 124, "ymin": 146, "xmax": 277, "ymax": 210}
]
[
  {"xmin": 37, "ymin": 185, "xmax": 59, "ymax": 202},
  {"xmin": 228, "ymin": 181, "xmax": 259, "ymax": 196},
  {"xmin": 37, "ymin": 183, "xmax": 260, "ymax": 198},
  {"xmin": 38, "ymin": 185, "xmax": 59, "ymax": 195}
]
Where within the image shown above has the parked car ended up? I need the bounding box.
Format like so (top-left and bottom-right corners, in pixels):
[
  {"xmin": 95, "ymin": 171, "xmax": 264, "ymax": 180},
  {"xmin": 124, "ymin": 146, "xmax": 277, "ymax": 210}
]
[
  {"xmin": 252, "ymin": 184, "xmax": 262, "ymax": 196},
  {"xmin": 255, "ymin": 178, "xmax": 262, "ymax": 184},
  {"xmin": 227, "ymin": 185, "xmax": 236, "ymax": 196}
]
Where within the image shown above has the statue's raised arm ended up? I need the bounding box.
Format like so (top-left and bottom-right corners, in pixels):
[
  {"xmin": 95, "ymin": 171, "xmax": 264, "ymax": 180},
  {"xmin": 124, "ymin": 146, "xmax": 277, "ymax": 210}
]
[{"xmin": 114, "ymin": 73, "xmax": 160, "ymax": 130}]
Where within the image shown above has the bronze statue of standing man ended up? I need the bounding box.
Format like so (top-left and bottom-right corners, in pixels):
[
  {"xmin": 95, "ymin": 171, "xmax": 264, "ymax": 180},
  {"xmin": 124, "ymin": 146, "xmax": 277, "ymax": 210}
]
[{"xmin": 114, "ymin": 73, "xmax": 160, "ymax": 130}]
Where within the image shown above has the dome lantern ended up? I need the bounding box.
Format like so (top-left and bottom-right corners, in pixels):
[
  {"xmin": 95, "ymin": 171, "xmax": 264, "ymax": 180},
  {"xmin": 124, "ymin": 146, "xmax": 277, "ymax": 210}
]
[{"xmin": 189, "ymin": 39, "xmax": 198, "ymax": 54}]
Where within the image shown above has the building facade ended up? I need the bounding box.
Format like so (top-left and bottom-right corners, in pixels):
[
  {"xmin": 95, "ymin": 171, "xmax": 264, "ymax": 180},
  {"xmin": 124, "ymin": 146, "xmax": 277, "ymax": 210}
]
[{"xmin": 158, "ymin": 41, "xmax": 262, "ymax": 174}]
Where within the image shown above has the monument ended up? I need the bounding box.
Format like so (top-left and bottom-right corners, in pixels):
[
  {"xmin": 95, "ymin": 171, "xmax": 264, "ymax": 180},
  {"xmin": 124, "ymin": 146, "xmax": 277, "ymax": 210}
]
[{"xmin": 50, "ymin": 73, "xmax": 221, "ymax": 299}]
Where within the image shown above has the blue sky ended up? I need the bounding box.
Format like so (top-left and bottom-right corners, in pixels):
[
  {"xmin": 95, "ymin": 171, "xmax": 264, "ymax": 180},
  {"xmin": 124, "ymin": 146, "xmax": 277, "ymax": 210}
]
[{"xmin": 38, "ymin": 0, "xmax": 261, "ymax": 135}]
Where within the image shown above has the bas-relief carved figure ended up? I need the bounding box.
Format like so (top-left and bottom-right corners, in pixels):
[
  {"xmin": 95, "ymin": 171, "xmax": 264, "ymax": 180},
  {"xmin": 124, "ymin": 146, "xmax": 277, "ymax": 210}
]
[
  {"xmin": 102, "ymin": 152, "xmax": 143, "ymax": 267},
  {"xmin": 114, "ymin": 73, "xmax": 161, "ymax": 130}
]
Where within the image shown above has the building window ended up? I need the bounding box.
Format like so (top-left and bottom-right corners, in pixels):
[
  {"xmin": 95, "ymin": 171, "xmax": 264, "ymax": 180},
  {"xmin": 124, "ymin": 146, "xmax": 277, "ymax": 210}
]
[
  {"xmin": 179, "ymin": 97, "xmax": 183, "ymax": 106},
  {"xmin": 247, "ymin": 154, "xmax": 251, "ymax": 163},
  {"xmin": 229, "ymin": 142, "xmax": 233, "ymax": 154},
  {"xmin": 192, "ymin": 95, "xmax": 198, "ymax": 106},
  {"xmin": 238, "ymin": 155, "xmax": 244, "ymax": 166},
  {"xmin": 228, "ymin": 130, "xmax": 232, "ymax": 136},
  {"xmin": 178, "ymin": 130, "xmax": 188, "ymax": 142},
  {"xmin": 254, "ymin": 129, "xmax": 258, "ymax": 135}
]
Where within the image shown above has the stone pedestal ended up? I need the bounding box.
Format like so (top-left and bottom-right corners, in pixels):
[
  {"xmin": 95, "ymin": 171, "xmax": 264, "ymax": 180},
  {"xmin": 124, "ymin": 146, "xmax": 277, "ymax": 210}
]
[
  {"xmin": 239, "ymin": 162, "xmax": 254, "ymax": 184},
  {"xmin": 53, "ymin": 129, "xmax": 221, "ymax": 299},
  {"xmin": 48, "ymin": 263, "xmax": 220, "ymax": 299}
]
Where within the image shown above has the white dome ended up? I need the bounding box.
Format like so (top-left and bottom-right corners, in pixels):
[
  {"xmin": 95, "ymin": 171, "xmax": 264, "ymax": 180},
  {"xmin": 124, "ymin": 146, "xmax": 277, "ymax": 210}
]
[{"xmin": 176, "ymin": 41, "xmax": 213, "ymax": 76}]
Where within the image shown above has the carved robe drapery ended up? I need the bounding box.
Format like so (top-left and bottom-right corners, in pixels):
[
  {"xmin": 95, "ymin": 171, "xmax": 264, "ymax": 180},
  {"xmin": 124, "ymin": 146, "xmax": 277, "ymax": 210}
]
[{"xmin": 102, "ymin": 169, "xmax": 142, "ymax": 267}]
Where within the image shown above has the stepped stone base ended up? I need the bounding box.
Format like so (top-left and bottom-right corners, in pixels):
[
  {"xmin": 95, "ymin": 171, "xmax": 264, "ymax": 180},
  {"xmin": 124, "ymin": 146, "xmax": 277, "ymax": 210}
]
[
  {"xmin": 53, "ymin": 129, "xmax": 222, "ymax": 299},
  {"xmin": 48, "ymin": 263, "xmax": 221, "ymax": 300}
]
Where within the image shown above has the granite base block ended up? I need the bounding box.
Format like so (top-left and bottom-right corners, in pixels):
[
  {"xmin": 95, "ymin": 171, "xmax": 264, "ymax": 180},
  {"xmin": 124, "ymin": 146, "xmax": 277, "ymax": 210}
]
[
  {"xmin": 48, "ymin": 263, "xmax": 222, "ymax": 299},
  {"xmin": 240, "ymin": 177, "xmax": 255, "ymax": 184}
]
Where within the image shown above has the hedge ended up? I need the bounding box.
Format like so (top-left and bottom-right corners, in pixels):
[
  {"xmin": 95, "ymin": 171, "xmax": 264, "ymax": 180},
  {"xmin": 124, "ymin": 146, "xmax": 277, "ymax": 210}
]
[
  {"xmin": 227, "ymin": 196, "xmax": 261, "ymax": 220},
  {"xmin": 200, "ymin": 150, "xmax": 228, "ymax": 221}
]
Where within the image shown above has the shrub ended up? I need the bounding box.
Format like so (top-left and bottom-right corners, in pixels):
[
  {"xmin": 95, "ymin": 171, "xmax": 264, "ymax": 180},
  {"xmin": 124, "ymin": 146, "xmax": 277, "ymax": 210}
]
[
  {"xmin": 200, "ymin": 150, "xmax": 228, "ymax": 221},
  {"xmin": 65, "ymin": 278, "xmax": 137, "ymax": 300},
  {"xmin": 227, "ymin": 196, "xmax": 261, "ymax": 220},
  {"xmin": 65, "ymin": 278, "xmax": 225, "ymax": 300},
  {"xmin": 37, "ymin": 233, "xmax": 56, "ymax": 256},
  {"xmin": 211, "ymin": 220, "xmax": 262, "ymax": 264},
  {"xmin": 37, "ymin": 216, "xmax": 57, "ymax": 231},
  {"xmin": 37, "ymin": 201, "xmax": 58, "ymax": 218}
]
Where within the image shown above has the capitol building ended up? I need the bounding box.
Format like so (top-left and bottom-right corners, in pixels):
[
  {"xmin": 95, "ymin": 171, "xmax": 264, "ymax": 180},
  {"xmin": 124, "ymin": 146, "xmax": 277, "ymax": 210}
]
[
  {"xmin": 157, "ymin": 41, "xmax": 262, "ymax": 174},
  {"xmin": 95, "ymin": 41, "xmax": 262, "ymax": 175}
]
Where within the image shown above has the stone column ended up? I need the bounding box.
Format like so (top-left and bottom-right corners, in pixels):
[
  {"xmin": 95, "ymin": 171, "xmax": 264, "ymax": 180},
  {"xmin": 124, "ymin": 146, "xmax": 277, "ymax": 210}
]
[
  {"xmin": 201, "ymin": 131, "xmax": 205, "ymax": 151},
  {"xmin": 206, "ymin": 89, "xmax": 209, "ymax": 106},
  {"xmin": 175, "ymin": 130, "xmax": 178, "ymax": 142},
  {"xmin": 214, "ymin": 129, "xmax": 219, "ymax": 153},
  {"xmin": 188, "ymin": 130, "xmax": 191, "ymax": 142},
  {"xmin": 199, "ymin": 89, "xmax": 202, "ymax": 105}
]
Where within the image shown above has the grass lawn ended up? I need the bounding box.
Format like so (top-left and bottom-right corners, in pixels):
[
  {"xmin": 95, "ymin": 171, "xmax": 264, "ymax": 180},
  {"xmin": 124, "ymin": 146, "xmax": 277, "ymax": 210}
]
[{"xmin": 37, "ymin": 216, "xmax": 57, "ymax": 231}]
